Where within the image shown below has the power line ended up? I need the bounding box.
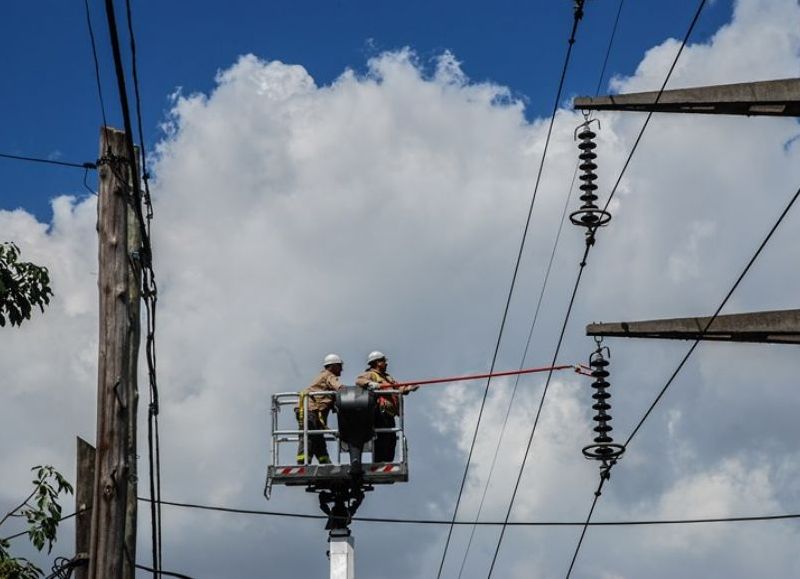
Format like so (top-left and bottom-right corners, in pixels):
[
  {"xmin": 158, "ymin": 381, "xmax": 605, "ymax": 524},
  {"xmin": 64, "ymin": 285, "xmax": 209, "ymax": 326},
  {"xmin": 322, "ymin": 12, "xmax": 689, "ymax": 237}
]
[
  {"xmin": 565, "ymin": 181, "xmax": 800, "ymax": 577},
  {"xmin": 594, "ymin": 0, "xmax": 626, "ymax": 97},
  {"xmin": 121, "ymin": 1, "xmax": 163, "ymax": 572},
  {"xmin": 456, "ymin": 162, "xmax": 580, "ymax": 579},
  {"xmin": 143, "ymin": 498, "xmax": 800, "ymax": 528},
  {"xmin": 0, "ymin": 152, "xmax": 95, "ymax": 170},
  {"xmin": 565, "ymin": 472, "xmax": 608, "ymax": 578},
  {"xmin": 601, "ymin": 0, "xmax": 707, "ymax": 215},
  {"xmin": 1, "ymin": 510, "xmax": 82, "ymax": 543},
  {"xmin": 456, "ymin": 3, "xmax": 628, "ymax": 574},
  {"xmin": 560, "ymin": 1, "xmax": 712, "ymax": 574},
  {"xmin": 135, "ymin": 562, "xmax": 195, "ymax": 579},
  {"xmin": 83, "ymin": 0, "xmax": 108, "ymax": 128},
  {"xmin": 625, "ymin": 182, "xmax": 800, "ymax": 446},
  {"xmin": 486, "ymin": 240, "xmax": 593, "ymax": 577},
  {"xmin": 435, "ymin": 2, "xmax": 590, "ymax": 576},
  {"xmin": 103, "ymin": 0, "xmax": 163, "ymax": 576}
]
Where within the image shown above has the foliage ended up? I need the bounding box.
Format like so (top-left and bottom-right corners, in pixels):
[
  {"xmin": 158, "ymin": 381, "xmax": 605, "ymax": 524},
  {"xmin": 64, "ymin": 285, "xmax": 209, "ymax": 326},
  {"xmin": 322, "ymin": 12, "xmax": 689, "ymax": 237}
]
[
  {"xmin": 0, "ymin": 466, "xmax": 74, "ymax": 579},
  {"xmin": 0, "ymin": 242, "xmax": 53, "ymax": 328}
]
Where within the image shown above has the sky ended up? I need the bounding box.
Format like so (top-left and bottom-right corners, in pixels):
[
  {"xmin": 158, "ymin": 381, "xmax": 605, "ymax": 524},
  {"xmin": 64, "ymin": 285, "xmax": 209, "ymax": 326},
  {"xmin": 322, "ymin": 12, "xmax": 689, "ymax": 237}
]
[{"xmin": 1, "ymin": 0, "xmax": 800, "ymax": 578}]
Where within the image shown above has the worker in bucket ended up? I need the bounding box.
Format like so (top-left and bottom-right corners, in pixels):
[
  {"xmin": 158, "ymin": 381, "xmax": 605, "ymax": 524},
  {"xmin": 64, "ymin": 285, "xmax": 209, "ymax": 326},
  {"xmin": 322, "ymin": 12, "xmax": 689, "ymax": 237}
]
[
  {"xmin": 296, "ymin": 354, "xmax": 343, "ymax": 465},
  {"xmin": 355, "ymin": 351, "xmax": 418, "ymax": 462}
]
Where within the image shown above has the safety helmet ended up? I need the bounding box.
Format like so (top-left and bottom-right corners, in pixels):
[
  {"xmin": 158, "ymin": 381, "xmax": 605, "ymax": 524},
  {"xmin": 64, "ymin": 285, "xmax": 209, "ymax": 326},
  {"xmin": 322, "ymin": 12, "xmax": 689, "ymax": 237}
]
[
  {"xmin": 366, "ymin": 350, "xmax": 386, "ymax": 364},
  {"xmin": 323, "ymin": 353, "xmax": 343, "ymax": 367}
]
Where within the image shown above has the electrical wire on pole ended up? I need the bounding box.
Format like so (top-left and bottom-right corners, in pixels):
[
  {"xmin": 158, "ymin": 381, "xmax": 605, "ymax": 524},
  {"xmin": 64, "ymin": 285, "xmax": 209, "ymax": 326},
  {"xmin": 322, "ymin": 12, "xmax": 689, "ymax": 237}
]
[
  {"xmin": 484, "ymin": 1, "xmax": 709, "ymax": 575},
  {"xmin": 103, "ymin": 0, "xmax": 162, "ymax": 575},
  {"xmin": 0, "ymin": 152, "xmax": 95, "ymax": 170},
  {"xmin": 454, "ymin": 3, "xmax": 627, "ymax": 575},
  {"xmin": 134, "ymin": 497, "xmax": 800, "ymax": 528},
  {"xmin": 435, "ymin": 3, "xmax": 590, "ymax": 576},
  {"xmin": 123, "ymin": 0, "xmax": 163, "ymax": 571},
  {"xmin": 600, "ymin": 0, "xmax": 707, "ymax": 215},
  {"xmin": 565, "ymin": 180, "xmax": 800, "ymax": 576},
  {"xmin": 83, "ymin": 0, "xmax": 108, "ymax": 129}
]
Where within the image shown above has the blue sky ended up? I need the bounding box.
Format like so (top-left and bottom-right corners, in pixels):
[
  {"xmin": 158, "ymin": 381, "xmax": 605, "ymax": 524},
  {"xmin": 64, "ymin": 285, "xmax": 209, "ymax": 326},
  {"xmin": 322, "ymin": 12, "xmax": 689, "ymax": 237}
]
[{"xmin": 2, "ymin": 0, "xmax": 731, "ymax": 221}]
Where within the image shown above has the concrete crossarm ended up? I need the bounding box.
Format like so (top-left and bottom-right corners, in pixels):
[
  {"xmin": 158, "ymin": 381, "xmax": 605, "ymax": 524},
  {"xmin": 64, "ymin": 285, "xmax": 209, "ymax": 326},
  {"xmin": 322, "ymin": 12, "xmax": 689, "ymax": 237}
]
[
  {"xmin": 573, "ymin": 78, "xmax": 800, "ymax": 117},
  {"xmin": 586, "ymin": 309, "xmax": 800, "ymax": 344}
]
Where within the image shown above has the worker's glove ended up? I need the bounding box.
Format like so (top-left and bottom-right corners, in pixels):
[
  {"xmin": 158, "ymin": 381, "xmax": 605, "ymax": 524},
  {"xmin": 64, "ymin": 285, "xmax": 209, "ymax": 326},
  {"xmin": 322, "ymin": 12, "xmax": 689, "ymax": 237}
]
[{"xmin": 367, "ymin": 381, "xmax": 380, "ymax": 391}]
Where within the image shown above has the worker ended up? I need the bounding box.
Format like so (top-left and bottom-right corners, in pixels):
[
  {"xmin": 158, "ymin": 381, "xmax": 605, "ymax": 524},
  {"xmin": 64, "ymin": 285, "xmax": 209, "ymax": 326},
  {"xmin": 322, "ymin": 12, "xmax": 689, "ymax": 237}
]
[
  {"xmin": 355, "ymin": 351, "xmax": 418, "ymax": 463},
  {"xmin": 296, "ymin": 353, "xmax": 343, "ymax": 465}
]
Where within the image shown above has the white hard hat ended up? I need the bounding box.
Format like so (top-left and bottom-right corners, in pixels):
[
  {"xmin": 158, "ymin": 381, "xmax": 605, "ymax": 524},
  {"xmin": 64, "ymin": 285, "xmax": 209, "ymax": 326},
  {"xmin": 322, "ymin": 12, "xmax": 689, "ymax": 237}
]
[
  {"xmin": 366, "ymin": 350, "xmax": 386, "ymax": 364},
  {"xmin": 323, "ymin": 353, "xmax": 343, "ymax": 367}
]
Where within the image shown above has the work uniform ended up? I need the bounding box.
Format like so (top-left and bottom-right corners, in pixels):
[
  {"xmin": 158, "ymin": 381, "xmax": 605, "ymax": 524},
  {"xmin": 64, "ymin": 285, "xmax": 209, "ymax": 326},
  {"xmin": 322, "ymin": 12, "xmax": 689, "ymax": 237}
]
[
  {"xmin": 296, "ymin": 369, "xmax": 342, "ymax": 464},
  {"xmin": 355, "ymin": 369, "xmax": 407, "ymax": 462}
]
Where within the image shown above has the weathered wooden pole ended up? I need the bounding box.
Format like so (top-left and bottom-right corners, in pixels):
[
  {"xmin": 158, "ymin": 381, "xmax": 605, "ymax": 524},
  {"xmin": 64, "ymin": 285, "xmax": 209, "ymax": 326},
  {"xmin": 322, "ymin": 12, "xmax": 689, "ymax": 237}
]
[
  {"xmin": 123, "ymin": 158, "xmax": 142, "ymax": 579},
  {"xmin": 75, "ymin": 437, "xmax": 96, "ymax": 579},
  {"xmin": 88, "ymin": 126, "xmax": 140, "ymax": 579}
]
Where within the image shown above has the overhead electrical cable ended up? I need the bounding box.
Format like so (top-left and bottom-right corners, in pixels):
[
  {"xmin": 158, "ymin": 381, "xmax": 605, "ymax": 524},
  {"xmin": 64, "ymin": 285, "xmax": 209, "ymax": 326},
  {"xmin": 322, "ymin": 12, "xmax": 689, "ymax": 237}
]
[
  {"xmin": 594, "ymin": 0, "xmax": 626, "ymax": 97},
  {"xmin": 565, "ymin": 181, "xmax": 800, "ymax": 576},
  {"xmin": 455, "ymin": 165, "xmax": 580, "ymax": 579},
  {"xmin": 435, "ymin": 3, "xmax": 590, "ymax": 577},
  {"xmin": 456, "ymin": 3, "xmax": 627, "ymax": 574},
  {"xmin": 0, "ymin": 152, "xmax": 95, "ymax": 170},
  {"xmin": 103, "ymin": 0, "xmax": 162, "ymax": 576},
  {"xmin": 488, "ymin": 1, "xmax": 709, "ymax": 575},
  {"xmin": 486, "ymin": 237, "xmax": 592, "ymax": 577},
  {"xmin": 565, "ymin": 472, "xmax": 607, "ymax": 578},
  {"xmin": 625, "ymin": 182, "xmax": 800, "ymax": 446},
  {"xmin": 122, "ymin": 0, "xmax": 163, "ymax": 573},
  {"xmin": 140, "ymin": 498, "xmax": 800, "ymax": 527},
  {"xmin": 134, "ymin": 563, "xmax": 195, "ymax": 579},
  {"xmin": 83, "ymin": 0, "xmax": 109, "ymax": 128},
  {"xmin": 562, "ymin": 6, "xmax": 800, "ymax": 574},
  {"xmin": 1, "ymin": 510, "xmax": 84, "ymax": 543},
  {"xmin": 600, "ymin": 0, "xmax": 707, "ymax": 215}
]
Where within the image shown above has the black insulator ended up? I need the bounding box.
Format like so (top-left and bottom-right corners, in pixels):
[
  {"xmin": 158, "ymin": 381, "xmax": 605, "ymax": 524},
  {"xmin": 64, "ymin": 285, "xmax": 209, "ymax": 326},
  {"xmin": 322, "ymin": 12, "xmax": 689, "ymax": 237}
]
[
  {"xmin": 582, "ymin": 342, "xmax": 625, "ymax": 465},
  {"xmin": 571, "ymin": 119, "xmax": 611, "ymax": 230},
  {"xmin": 593, "ymin": 447, "xmax": 615, "ymax": 457}
]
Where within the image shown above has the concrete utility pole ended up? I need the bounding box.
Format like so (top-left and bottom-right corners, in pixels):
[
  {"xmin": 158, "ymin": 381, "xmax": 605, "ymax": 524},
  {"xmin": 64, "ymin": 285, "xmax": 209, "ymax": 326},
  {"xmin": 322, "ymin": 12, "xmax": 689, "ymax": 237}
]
[
  {"xmin": 573, "ymin": 78, "xmax": 800, "ymax": 117},
  {"xmin": 87, "ymin": 127, "xmax": 141, "ymax": 579},
  {"xmin": 586, "ymin": 309, "xmax": 800, "ymax": 345},
  {"xmin": 576, "ymin": 79, "xmax": 800, "ymax": 348}
]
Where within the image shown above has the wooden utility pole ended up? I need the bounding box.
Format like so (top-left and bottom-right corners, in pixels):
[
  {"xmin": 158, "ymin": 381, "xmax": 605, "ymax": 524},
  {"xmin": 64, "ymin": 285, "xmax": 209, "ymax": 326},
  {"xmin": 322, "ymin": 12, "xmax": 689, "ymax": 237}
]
[
  {"xmin": 88, "ymin": 127, "xmax": 141, "ymax": 579},
  {"xmin": 75, "ymin": 438, "xmax": 96, "ymax": 579},
  {"xmin": 123, "ymin": 160, "xmax": 141, "ymax": 579}
]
